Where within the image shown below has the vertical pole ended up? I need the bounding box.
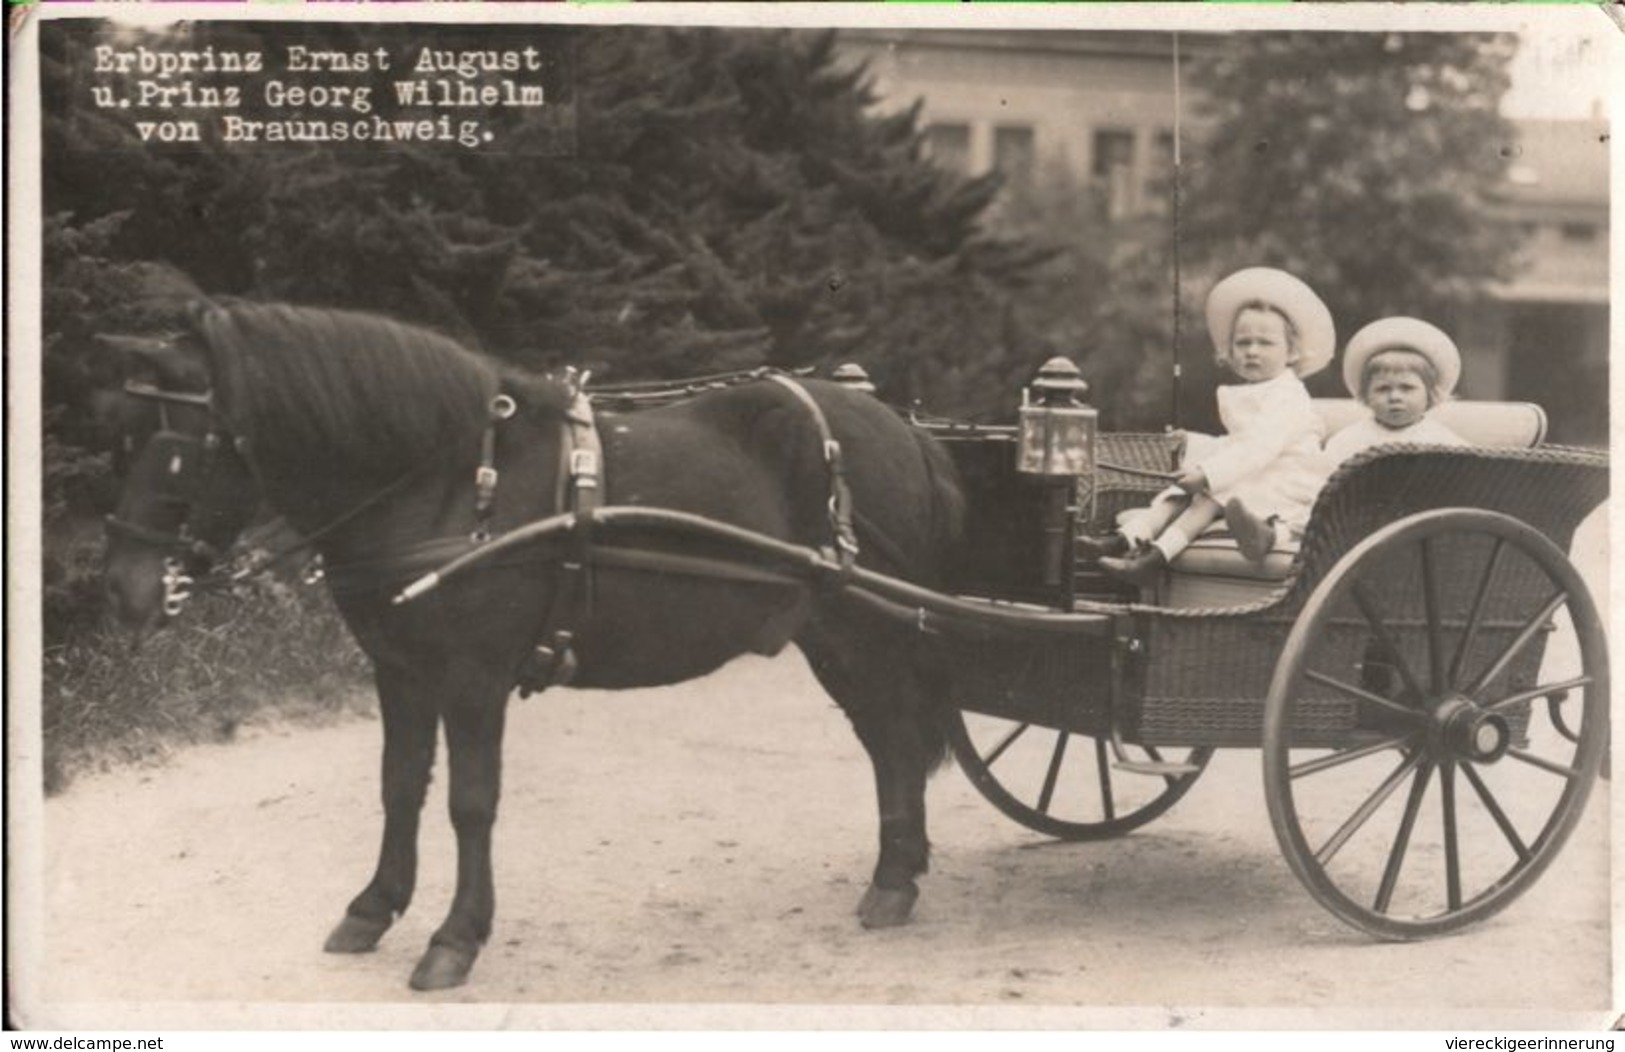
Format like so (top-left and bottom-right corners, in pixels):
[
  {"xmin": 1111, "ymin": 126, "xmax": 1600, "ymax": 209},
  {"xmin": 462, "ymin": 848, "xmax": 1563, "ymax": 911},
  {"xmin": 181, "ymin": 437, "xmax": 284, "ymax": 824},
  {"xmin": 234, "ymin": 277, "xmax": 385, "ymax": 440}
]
[{"xmin": 1170, "ymin": 31, "xmax": 1184, "ymax": 432}]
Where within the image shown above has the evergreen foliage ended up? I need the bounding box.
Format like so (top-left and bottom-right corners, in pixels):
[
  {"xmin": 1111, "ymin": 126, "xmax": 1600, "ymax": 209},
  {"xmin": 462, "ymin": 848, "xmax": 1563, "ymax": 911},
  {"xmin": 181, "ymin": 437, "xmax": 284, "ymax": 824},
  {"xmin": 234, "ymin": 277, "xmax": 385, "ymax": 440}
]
[{"xmin": 42, "ymin": 25, "xmax": 1040, "ymax": 413}]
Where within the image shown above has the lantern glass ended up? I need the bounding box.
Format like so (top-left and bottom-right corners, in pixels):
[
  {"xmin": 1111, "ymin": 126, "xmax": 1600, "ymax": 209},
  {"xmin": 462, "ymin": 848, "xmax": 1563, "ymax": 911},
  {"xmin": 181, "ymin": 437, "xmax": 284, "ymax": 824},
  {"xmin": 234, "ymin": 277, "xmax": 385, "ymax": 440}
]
[{"xmin": 1018, "ymin": 404, "xmax": 1096, "ymax": 476}]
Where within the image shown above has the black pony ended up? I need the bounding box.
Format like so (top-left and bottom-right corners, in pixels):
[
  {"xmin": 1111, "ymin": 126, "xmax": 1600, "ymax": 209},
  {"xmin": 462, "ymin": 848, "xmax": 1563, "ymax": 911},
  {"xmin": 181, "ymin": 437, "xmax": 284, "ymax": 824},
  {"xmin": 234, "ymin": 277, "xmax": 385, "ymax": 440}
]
[{"xmin": 102, "ymin": 302, "xmax": 965, "ymax": 990}]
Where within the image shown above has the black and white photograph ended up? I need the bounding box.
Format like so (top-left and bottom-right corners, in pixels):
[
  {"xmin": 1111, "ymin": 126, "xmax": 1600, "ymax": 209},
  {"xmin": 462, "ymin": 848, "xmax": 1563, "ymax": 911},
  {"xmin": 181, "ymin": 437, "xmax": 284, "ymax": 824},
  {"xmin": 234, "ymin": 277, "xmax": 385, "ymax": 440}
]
[{"xmin": 7, "ymin": 2, "xmax": 1618, "ymax": 1033}]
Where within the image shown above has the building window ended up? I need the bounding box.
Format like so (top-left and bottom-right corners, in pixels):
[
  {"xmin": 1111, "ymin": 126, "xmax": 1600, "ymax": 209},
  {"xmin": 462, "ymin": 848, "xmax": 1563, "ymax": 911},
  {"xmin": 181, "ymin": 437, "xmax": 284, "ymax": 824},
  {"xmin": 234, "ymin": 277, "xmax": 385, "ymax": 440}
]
[
  {"xmin": 1092, "ymin": 127, "xmax": 1136, "ymax": 220},
  {"xmin": 1092, "ymin": 128, "xmax": 1134, "ymax": 178},
  {"xmin": 1144, "ymin": 129, "xmax": 1177, "ymax": 213},
  {"xmin": 925, "ymin": 122, "xmax": 971, "ymax": 175},
  {"xmin": 1561, "ymin": 221, "xmax": 1599, "ymax": 243},
  {"xmin": 993, "ymin": 124, "xmax": 1036, "ymax": 189}
]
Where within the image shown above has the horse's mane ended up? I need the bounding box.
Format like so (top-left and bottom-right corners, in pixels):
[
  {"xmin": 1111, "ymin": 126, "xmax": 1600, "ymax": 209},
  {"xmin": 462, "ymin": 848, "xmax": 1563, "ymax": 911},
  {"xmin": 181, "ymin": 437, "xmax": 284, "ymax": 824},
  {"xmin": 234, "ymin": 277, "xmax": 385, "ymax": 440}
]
[{"xmin": 195, "ymin": 303, "xmax": 560, "ymax": 480}]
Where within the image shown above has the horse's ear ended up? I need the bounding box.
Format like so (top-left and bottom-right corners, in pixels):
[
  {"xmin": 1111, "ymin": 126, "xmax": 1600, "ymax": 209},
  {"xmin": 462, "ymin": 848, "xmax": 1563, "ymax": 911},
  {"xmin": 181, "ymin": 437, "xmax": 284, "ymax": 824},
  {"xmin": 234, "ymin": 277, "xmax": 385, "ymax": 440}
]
[{"xmin": 97, "ymin": 332, "xmax": 209, "ymax": 391}]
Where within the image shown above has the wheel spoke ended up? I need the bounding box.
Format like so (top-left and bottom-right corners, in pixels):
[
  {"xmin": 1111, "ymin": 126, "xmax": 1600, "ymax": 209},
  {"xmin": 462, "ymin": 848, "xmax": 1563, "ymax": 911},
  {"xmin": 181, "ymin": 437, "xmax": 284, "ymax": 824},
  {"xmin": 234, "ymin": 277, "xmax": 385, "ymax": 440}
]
[
  {"xmin": 1420, "ymin": 538, "xmax": 1447, "ymax": 694},
  {"xmin": 1374, "ymin": 759, "xmax": 1435, "ymax": 913},
  {"xmin": 1484, "ymin": 675, "xmax": 1593, "ymax": 715},
  {"xmin": 1036, "ymin": 731, "xmax": 1069, "ymax": 814},
  {"xmin": 1290, "ymin": 735, "xmax": 1412, "ymax": 779},
  {"xmin": 1441, "ymin": 764, "xmax": 1462, "ymax": 910},
  {"xmin": 982, "ymin": 722, "xmax": 1030, "ymax": 767},
  {"xmin": 1449, "ymin": 538, "xmax": 1506, "ymax": 689},
  {"xmin": 1305, "ymin": 670, "xmax": 1427, "ymax": 723},
  {"xmin": 1466, "ymin": 591, "xmax": 1569, "ymax": 698},
  {"xmin": 1506, "ymin": 748, "xmax": 1581, "ymax": 780},
  {"xmin": 1095, "ymin": 737, "xmax": 1115, "ymax": 823},
  {"xmin": 1461, "ymin": 762, "xmax": 1530, "ymax": 861},
  {"xmin": 1315, "ymin": 751, "xmax": 1424, "ymax": 867},
  {"xmin": 1352, "ymin": 584, "xmax": 1427, "ymax": 701}
]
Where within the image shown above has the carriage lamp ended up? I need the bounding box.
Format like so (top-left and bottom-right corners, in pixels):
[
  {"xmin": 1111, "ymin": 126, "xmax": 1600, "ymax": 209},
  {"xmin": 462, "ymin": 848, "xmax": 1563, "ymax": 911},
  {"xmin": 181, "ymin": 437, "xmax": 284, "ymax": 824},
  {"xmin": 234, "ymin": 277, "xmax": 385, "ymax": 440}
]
[
  {"xmin": 1018, "ymin": 357, "xmax": 1097, "ymax": 590},
  {"xmin": 1018, "ymin": 357, "xmax": 1096, "ymax": 477}
]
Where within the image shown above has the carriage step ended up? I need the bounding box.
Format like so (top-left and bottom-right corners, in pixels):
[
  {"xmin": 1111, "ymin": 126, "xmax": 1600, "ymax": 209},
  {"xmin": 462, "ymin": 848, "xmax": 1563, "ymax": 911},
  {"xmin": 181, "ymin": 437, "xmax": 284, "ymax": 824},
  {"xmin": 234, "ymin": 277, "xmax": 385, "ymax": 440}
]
[{"xmin": 1113, "ymin": 759, "xmax": 1203, "ymax": 777}]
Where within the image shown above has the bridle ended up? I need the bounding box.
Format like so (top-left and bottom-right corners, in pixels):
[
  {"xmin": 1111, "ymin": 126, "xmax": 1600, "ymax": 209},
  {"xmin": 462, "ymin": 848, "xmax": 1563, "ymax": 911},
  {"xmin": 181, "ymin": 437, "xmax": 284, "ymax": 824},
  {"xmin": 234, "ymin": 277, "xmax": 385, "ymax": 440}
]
[
  {"xmin": 104, "ymin": 379, "xmax": 262, "ymax": 617},
  {"xmin": 104, "ymin": 381, "xmax": 240, "ymax": 558},
  {"xmin": 106, "ymin": 374, "xmax": 514, "ymax": 619}
]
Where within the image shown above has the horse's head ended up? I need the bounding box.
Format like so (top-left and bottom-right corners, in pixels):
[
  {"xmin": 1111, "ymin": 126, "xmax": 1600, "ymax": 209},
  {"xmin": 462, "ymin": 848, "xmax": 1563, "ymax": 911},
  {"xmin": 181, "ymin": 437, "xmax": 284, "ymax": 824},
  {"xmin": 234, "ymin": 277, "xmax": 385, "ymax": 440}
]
[{"xmin": 100, "ymin": 327, "xmax": 260, "ymax": 633}]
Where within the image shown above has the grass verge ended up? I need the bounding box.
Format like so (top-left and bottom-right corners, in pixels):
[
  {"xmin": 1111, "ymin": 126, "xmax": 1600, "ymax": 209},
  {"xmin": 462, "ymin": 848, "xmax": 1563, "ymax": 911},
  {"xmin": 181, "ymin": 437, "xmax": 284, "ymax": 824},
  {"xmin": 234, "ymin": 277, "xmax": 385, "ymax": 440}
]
[{"xmin": 40, "ymin": 580, "xmax": 373, "ymax": 795}]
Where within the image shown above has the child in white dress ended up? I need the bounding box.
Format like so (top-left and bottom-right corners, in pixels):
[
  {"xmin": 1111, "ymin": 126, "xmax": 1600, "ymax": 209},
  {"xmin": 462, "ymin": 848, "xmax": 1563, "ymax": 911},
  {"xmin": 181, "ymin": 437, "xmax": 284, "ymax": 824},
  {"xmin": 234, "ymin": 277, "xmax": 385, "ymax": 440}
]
[
  {"xmin": 1086, "ymin": 267, "xmax": 1336, "ymax": 586},
  {"xmin": 1225, "ymin": 315, "xmax": 1467, "ymax": 561}
]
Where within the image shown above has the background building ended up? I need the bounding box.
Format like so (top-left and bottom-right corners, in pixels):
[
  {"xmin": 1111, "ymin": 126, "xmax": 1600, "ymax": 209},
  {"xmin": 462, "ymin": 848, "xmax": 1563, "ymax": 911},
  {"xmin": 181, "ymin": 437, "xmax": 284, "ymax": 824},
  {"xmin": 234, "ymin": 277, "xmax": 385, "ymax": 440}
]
[{"xmin": 840, "ymin": 29, "xmax": 1609, "ymax": 445}]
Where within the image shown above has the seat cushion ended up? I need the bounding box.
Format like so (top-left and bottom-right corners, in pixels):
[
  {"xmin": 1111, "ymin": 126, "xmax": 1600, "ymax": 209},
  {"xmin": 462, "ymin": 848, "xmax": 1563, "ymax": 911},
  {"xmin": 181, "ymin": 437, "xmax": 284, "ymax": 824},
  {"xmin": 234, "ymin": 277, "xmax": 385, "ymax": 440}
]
[
  {"xmin": 1312, "ymin": 399, "xmax": 1546, "ymax": 448},
  {"xmin": 1170, "ymin": 528, "xmax": 1298, "ymax": 581},
  {"xmin": 1153, "ymin": 527, "xmax": 1299, "ymax": 609}
]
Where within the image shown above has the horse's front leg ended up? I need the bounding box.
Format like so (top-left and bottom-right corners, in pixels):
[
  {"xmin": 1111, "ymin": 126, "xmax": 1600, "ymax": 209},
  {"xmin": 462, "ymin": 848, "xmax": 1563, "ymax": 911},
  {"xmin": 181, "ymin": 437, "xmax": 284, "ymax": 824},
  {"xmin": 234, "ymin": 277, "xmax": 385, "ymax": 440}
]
[
  {"xmin": 409, "ymin": 692, "xmax": 508, "ymax": 991},
  {"xmin": 325, "ymin": 663, "xmax": 437, "ymax": 954}
]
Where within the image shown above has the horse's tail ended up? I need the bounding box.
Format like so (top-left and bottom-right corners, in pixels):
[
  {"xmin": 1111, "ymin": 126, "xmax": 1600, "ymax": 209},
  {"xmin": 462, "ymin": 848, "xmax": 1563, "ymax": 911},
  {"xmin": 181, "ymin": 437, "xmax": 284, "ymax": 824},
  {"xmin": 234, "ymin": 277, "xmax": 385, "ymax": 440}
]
[{"xmin": 908, "ymin": 425, "xmax": 966, "ymax": 775}]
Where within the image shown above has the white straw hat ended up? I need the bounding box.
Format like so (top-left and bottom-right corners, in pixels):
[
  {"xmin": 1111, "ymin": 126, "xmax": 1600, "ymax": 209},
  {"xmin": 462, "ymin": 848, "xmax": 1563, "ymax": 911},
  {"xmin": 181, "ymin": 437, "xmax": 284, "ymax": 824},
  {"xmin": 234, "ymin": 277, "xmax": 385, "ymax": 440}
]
[
  {"xmin": 1342, "ymin": 316, "xmax": 1461, "ymax": 399},
  {"xmin": 1205, "ymin": 267, "xmax": 1335, "ymax": 378}
]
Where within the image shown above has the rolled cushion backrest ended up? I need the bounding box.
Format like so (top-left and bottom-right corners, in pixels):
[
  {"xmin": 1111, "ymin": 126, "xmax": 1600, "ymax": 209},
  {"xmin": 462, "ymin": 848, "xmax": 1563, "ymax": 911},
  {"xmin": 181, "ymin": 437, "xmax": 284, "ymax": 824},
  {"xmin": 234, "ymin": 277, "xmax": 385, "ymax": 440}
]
[{"xmin": 1312, "ymin": 399, "xmax": 1548, "ymax": 449}]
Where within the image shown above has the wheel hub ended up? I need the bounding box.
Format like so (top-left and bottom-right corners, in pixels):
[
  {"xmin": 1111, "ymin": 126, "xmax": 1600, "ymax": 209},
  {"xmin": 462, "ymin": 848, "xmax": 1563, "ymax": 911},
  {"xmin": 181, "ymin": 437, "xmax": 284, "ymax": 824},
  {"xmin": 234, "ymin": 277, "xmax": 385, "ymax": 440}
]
[{"xmin": 1431, "ymin": 696, "xmax": 1511, "ymax": 763}]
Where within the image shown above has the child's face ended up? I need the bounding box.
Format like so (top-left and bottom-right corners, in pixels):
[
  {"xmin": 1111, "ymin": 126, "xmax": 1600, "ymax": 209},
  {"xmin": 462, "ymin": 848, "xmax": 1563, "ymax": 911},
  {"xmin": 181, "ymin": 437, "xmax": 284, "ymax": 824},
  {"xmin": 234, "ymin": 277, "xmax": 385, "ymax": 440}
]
[
  {"xmin": 1365, "ymin": 365, "xmax": 1430, "ymax": 430},
  {"xmin": 1228, "ymin": 308, "xmax": 1299, "ymax": 383}
]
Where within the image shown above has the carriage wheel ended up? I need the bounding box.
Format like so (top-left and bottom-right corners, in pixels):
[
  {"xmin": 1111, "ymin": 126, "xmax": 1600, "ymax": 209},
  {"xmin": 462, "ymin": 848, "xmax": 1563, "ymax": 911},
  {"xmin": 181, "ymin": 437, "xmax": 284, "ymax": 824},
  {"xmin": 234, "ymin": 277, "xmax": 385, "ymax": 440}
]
[
  {"xmin": 947, "ymin": 709, "xmax": 1212, "ymax": 841},
  {"xmin": 1264, "ymin": 509, "xmax": 1608, "ymax": 939}
]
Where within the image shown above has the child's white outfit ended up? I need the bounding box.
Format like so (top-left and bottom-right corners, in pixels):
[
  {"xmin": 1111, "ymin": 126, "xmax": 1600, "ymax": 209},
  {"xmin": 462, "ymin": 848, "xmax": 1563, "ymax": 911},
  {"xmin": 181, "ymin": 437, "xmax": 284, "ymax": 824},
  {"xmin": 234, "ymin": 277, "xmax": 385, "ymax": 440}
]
[
  {"xmin": 1258, "ymin": 411, "xmax": 1468, "ymax": 546},
  {"xmin": 1121, "ymin": 369, "xmax": 1328, "ymax": 548},
  {"xmin": 1323, "ymin": 412, "xmax": 1467, "ymax": 464}
]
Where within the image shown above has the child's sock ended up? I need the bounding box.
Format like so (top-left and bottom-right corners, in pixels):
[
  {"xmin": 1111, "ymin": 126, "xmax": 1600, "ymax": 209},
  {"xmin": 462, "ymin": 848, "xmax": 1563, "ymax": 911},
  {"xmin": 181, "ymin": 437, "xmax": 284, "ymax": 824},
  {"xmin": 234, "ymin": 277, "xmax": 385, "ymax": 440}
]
[{"xmin": 1152, "ymin": 525, "xmax": 1192, "ymax": 563}]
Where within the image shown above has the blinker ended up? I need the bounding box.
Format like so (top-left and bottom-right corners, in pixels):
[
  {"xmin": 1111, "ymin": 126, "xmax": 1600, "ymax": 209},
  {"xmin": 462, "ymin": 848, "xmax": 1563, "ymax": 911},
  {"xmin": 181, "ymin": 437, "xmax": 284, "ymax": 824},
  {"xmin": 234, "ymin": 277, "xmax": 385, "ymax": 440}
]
[{"xmin": 144, "ymin": 431, "xmax": 206, "ymax": 502}]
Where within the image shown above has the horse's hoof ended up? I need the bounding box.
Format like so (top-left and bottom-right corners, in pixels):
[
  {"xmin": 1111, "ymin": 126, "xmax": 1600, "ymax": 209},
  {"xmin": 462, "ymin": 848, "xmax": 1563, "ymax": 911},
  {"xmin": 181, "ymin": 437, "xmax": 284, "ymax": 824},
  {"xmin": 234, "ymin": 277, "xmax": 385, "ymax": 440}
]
[
  {"xmin": 856, "ymin": 882, "xmax": 918, "ymax": 929},
  {"xmin": 324, "ymin": 913, "xmax": 391, "ymax": 954},
  {"xmin": 409, "ymin": 943, "xmax": 477, "ymax": 991}
]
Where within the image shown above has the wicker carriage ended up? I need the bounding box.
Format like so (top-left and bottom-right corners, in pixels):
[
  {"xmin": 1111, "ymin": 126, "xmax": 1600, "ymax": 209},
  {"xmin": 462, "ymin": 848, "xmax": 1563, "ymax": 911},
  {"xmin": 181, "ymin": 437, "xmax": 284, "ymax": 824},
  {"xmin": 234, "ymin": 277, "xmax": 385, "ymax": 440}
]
[
  {"xmin": 928, "ymin": 397, "xmax": 1608, "ymax": 938},
  {"xmin": 408, "ymin": 363, "xmax": 1606, "ymax": 941}
]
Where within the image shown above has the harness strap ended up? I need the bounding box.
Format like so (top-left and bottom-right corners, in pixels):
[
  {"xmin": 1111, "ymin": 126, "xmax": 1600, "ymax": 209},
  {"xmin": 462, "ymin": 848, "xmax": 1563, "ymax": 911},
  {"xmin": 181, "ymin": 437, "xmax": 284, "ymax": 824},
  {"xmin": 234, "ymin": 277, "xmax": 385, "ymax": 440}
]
[
  {"xmin": 517, "ymin": 387, "xmax": 603, "ymax": 696},
  {"xmin": 473, "ymin": 394, "xmax": 516, "ymax": 542},
  {"xmin": 766, "ymin": 374, "xmax": 860, "ymax": 572},
  {"xmin": 104, "ymin": 513, "xmax": 220, "ymax": 561}
]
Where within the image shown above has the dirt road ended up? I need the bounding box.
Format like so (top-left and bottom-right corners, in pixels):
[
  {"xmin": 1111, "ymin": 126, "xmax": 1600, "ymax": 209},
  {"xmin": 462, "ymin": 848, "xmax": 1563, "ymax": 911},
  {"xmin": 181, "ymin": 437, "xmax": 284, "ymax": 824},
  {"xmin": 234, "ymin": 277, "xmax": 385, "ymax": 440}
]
[
  {"xmin": 22, "ymin": 514, "xmax": 1617, "ymax": 1029},
  {"xmin": 22, "ymin": 657, "xmax": 1614, "ymax": 1030}
]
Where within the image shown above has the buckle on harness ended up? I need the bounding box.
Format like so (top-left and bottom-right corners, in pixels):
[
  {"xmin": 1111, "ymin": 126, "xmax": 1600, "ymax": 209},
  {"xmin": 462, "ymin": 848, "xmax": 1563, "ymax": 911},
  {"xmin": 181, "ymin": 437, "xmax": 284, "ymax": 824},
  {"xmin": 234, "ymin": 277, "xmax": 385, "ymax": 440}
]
[
  {"xmin": 517, "ymin": 631, "xmax": 578, "ymax": 696},
  {"xmin": 570, "ymin": 448, "xmax": 599, "ymax": 483}
]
